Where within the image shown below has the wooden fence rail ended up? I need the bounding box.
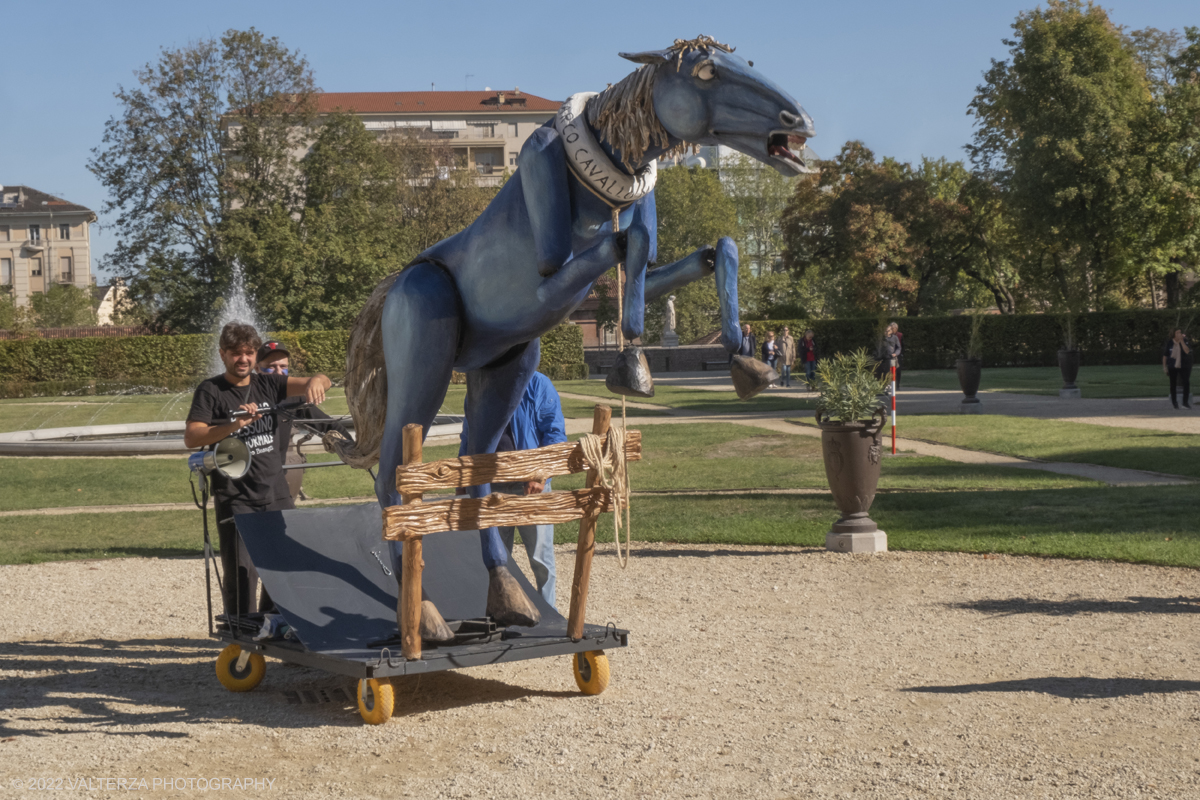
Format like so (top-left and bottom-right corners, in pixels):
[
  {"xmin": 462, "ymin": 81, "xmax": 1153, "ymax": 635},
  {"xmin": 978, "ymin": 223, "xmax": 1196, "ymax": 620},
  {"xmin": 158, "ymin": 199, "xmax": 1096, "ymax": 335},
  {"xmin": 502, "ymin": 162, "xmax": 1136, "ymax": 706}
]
[
  {"xmin": 385, "ymin": 406, "xmax": 632, "ymax": 657},
  {"xmin": 394, "ymin": 430, "xmax": 640, "ymax": 494}
]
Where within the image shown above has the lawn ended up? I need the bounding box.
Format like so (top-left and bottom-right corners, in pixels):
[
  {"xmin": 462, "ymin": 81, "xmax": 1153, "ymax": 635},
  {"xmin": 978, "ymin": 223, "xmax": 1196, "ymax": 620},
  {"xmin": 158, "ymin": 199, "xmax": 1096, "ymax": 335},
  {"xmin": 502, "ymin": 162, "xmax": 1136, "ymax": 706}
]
[
  {"xmin": 841, "ymin": 414, "xmax": 1200, "ymax": 480},
  {"xmin": 555, "ymin": 379, "xmax": 816, "ymax": 415},
  {"xmin": 0, "ymin": 423, "xmax": 1093, "ymax": 513},
  {"xmin": 902, "ymin": 364, "xmax": 1169, "ymax": 398},
  {"xmin": 0, "ymin": 383, "xmax": 653, "ymax": 435},
  {"xmin": 548, "ymin": 486, "xmax": 1200, "ymax": 569},
  {"xmin": 3, "ymin": 484, "xmax": 1196, "ymax": 569}
]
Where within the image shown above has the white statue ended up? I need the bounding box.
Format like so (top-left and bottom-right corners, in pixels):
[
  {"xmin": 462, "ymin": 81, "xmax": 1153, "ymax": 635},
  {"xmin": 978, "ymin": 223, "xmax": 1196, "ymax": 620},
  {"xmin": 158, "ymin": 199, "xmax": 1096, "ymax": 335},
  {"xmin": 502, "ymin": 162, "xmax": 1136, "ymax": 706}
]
[{"xmin": 662, "ymin": 295, "xmax": 679, "ymax": 347}]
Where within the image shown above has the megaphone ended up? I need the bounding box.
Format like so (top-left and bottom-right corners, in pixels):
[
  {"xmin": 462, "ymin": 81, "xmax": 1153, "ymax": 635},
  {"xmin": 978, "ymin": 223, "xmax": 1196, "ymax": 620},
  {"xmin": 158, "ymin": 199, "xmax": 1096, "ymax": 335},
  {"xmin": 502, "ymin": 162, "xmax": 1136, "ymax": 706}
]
[{"xmin": 187, "ymin": 436, "xmax": 252, "ymax": 480}]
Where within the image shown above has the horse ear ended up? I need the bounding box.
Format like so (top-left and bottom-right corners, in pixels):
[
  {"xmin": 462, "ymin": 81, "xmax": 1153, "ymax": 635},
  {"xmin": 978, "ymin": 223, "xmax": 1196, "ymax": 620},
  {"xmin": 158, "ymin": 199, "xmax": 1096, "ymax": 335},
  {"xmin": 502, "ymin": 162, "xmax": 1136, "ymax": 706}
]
[{"xmin": 619, "ymin": 49, "xmax": 673, "ymax": 65}]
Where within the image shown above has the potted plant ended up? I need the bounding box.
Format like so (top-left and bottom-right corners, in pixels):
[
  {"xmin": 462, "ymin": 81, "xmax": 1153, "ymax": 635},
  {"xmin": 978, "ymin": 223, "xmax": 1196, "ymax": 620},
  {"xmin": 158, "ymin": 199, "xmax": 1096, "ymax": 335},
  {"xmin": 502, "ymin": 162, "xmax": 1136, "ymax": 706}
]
[
  {"xmin": 956, "ymin": 312, "xmax": 984, "ymax": 412},
  {"xmin": 1058, "ymin": 315, "xmax": 1081, "ymax": 398},
  {"xmin": 814, "ymin": 349, "xmax": 890, "ymax": 553}
]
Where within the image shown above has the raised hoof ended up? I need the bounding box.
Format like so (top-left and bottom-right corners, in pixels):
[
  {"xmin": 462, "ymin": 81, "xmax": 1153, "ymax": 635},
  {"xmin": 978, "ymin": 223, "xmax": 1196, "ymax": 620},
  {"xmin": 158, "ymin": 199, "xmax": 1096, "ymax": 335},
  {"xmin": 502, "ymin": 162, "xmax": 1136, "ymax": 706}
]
[
  {"xmin": 419, "ymin": 599, "xmax": 455, "ymax": 643},
  {"xmin": 730, "ymin": 355, "xmax": 779, "ymax": 400},
  {"xmin": 486, "ymin": 566, "xmax": 541, "ymax": 628},
  {"xmin": 605, "ymin": 346, "xmax": 655, "ymax": 398}
]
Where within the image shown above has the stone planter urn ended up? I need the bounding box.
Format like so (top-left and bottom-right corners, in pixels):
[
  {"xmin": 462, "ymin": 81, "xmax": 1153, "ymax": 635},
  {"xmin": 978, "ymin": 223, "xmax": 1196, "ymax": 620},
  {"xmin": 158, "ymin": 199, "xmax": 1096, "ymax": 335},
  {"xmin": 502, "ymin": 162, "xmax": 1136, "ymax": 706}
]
[
  {"xmin": 818, "ymin": 408, "xmax": 887, "ymax": 553},
  {"xmin": 956, "ymin": 357, "xmax": 982, "ymax": 413},
  {"xmin": 1058, "ymin": 348, "xmax": 1081, "ymax": 399}
]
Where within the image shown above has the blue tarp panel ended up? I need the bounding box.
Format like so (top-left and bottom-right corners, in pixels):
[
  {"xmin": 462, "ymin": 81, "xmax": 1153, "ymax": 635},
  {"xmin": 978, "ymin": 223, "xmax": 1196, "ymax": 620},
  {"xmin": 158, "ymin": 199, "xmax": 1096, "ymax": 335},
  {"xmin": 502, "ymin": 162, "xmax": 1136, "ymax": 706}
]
[{"xmin": 235, "ymin": 503, "xmax": 563, "ymax": 654}]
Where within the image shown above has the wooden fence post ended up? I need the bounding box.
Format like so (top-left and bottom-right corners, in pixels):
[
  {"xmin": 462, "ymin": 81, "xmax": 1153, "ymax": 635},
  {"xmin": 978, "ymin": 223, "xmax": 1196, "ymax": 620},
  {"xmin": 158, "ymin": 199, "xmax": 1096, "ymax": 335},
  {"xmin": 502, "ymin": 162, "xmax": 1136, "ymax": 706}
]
[
  {"xmin": 567, "ymin": 404, "xmax": 612, "ymax": 640},
  {"xmin": 400, "ymin": 423, "xmax": 424, "ymax": 661}
]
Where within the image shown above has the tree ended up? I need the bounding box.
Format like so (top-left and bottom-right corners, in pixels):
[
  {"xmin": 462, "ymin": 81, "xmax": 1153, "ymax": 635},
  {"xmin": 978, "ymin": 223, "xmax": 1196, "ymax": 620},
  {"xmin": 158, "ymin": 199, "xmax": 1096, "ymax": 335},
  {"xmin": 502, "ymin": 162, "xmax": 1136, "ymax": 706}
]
[
  {"xmin": 646, "ymin": 165, "xmax": 738, "ymax": 343},
  {"xmin": 967, "ymin": 1, "xmax": 1152, "ymax": 311},
  {"xmin": 225, "ymin": 112, "xmax": 403, "ymax": 330},
  {"xmin": 89, "ymin": 28, "xmax": 315, "ymax": 332},
  {"xmin": 721, "ymin": 154, "xmax": 804, "ymax": 319},
  {"xmin": 1128, "ymin": 26, "xmax": 1200, "ymax": 307},
  {"xmin": 781, "ymin": 142, "xmax": 995, "ymax": 317},
  {"xmin": 380, "ymin": 131, "xmax": 501, "ymax": 258},
  {"xmin": 30, "ymin": 285, "xmax": 98, "ymax": 327}
]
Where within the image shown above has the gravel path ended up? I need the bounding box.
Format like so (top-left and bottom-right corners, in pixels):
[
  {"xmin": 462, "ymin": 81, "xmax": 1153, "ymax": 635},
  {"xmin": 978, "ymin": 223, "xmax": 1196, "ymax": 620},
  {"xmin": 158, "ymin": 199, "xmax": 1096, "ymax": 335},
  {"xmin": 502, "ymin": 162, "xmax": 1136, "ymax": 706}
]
[{"xmin": 2, "ymin": 546, "xmax": 1199, "ymax": 798}]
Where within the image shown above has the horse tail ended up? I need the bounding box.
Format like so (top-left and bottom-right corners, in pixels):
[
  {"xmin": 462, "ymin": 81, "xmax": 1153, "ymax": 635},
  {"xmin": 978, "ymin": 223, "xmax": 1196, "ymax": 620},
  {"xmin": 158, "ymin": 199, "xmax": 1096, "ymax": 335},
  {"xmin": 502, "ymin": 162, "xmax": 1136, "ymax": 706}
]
[{"xmin": 325, "ymin": 272, "xmax": 400, "ymax": 469}]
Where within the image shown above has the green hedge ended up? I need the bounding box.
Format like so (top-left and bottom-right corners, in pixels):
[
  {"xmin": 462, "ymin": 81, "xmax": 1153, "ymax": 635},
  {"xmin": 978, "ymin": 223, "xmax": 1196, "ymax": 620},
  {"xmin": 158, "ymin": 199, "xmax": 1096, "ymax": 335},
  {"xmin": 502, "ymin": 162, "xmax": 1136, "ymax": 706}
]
[
  {"xmin": 538, "ymin": 322, "xmax": 585, "ymax": 378},
  {"xmin": 0, "ymin": 322, "xmax": 586, "ymax": 386},
  {"xmin": 746, "ymin": 309, "xmax": 1199, "ymax": 370}
]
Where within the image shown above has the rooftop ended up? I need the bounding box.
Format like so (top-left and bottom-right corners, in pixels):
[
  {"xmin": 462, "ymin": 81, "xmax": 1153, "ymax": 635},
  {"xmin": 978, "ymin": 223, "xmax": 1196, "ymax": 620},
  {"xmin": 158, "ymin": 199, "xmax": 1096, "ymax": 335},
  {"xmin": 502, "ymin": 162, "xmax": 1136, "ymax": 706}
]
[
  {"xmin": 314, "ymin": 89, "xmax": 559, "ymax": 115},
  {"xmin": 0, "ymin": 185, "xmax": 93, "ymax": 215}
]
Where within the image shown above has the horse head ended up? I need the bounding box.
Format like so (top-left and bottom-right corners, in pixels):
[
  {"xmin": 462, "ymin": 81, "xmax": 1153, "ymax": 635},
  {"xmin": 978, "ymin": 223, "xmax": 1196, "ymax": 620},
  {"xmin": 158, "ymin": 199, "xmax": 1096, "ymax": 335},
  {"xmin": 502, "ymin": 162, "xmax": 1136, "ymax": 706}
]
[{"xmin": 589, "ymin": 35, "xmax": 815, "ymax": 176}]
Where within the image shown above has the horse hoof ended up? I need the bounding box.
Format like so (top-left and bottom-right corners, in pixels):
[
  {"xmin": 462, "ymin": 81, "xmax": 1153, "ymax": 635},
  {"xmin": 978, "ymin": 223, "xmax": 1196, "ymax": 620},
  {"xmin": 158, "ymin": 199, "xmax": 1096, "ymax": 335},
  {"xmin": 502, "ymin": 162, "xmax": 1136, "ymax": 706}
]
[
  {"xmin": 486, "ymin": 566, "xmax": 541, "ymax": 628},
  {"xmin": 419, "ymin": 600, "xmax": 455, "ymax": 643},
  {"xmin": 605, "ymin": 346, "xmax": 655, "ymax": 398},
  {"xmin": 730, "ymin": 355, "xmax": 779, "ymax": 400}
]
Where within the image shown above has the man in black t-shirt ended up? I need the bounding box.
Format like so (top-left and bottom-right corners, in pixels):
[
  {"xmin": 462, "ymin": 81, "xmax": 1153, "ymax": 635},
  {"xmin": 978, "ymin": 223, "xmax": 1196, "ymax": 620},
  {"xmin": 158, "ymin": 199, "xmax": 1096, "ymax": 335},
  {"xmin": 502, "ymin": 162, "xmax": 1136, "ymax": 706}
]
[
  {"xmin": 256, "ymin": 339, "xmax": 350, "ymax": 501},
  {"xmin": 185, "ymin": 322, "xmax": 332, "ymax": 617}
]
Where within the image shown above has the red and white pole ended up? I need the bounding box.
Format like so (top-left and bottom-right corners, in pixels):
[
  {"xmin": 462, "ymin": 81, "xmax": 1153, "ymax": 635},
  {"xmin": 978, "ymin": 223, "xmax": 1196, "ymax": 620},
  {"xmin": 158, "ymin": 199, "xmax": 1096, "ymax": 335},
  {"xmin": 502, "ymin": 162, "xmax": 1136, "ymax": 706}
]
[{"xmin": 890, "ymin": 363, "xmax": 897, "ymax": 455}]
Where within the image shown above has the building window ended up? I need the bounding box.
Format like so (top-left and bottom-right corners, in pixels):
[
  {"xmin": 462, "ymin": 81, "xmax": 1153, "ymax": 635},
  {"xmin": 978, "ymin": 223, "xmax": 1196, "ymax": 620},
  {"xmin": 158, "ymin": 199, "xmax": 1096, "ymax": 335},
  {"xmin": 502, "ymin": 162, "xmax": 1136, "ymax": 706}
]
[
  {"xmin": 30, "ymin": 257, "xmax": 42, "ymax": 277},
  {"xmin": 29, "ymin": 224, "xmax": 40, "ymax": 242},
  {"xmin": 1, "ymin": 258, "xmax": 11, "ymax": 285},
  {"xmin": 509, "ymin": 152, "xmax": 518, "ymax": 166},
  {"xmin": 508, "ymin": 123, "xmax": 518, "ymax": 138},
  {"xmin": 59, "ymin": 224, "xmax": 70, "ymax": 240},
  {"xmin": 59, "ymin": 257, "xmax": 73, "ymax": 282},
  {"xmin": 0, "ymin": 226, "xmax": 9, "ymax": 242}
]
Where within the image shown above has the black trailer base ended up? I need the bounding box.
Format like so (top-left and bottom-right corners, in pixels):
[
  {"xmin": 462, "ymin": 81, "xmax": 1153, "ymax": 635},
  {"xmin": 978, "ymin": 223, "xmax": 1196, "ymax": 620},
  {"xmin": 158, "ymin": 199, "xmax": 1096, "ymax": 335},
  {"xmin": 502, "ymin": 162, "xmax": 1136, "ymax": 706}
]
[{"xmin": 209, "ymin": 503, "xmax": 628, "ymax": 723}]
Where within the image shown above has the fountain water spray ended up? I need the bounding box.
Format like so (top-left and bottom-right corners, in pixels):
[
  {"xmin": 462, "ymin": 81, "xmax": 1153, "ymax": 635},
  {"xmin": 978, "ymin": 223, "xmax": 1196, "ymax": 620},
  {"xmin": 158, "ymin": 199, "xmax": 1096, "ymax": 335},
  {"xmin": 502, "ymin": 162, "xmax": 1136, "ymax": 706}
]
[{"xmin": 208, "ymin": 259, "xmax": 267, "ymax": 378}]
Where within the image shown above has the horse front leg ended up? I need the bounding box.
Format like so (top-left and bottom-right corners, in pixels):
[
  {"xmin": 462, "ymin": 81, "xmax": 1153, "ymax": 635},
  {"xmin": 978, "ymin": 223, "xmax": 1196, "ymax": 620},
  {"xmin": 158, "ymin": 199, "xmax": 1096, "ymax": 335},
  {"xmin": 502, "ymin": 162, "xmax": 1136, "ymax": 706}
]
[
  {"xmin": 644, "ymin": 237, "xmax": 775, "ymax": 399},
  {"xmin": 601, "ymin": 220, "xmax": 657, "ymax": 398}
]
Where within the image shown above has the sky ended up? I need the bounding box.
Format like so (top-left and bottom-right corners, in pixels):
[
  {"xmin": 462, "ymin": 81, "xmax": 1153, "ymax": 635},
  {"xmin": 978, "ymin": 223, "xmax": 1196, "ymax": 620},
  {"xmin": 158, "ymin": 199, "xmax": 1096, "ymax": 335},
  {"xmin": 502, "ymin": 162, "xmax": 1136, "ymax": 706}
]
[{"xmin": 0, "ymin": 0, "xmax": 1193, "ymax": 279}]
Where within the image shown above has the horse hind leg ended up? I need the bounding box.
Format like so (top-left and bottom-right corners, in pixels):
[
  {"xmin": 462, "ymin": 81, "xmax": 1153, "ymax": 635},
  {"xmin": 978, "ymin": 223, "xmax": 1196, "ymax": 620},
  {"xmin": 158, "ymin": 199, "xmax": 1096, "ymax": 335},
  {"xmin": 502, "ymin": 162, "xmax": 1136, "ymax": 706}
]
[
  {"xmin": 463, "ymin": 339, "xmax": 544, "ymax": 628},
  {"xmin": 377, "ymin": 262, "xmax": 460, "ymax": 642}
]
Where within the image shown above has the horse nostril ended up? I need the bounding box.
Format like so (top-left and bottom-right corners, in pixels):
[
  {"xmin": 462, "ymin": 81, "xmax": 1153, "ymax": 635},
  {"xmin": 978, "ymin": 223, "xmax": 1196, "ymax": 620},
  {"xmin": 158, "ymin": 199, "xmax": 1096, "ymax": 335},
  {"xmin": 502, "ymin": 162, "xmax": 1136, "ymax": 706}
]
[{"xmin": 779, "ymin": 110, "xmax": 799, "ymax": 128}]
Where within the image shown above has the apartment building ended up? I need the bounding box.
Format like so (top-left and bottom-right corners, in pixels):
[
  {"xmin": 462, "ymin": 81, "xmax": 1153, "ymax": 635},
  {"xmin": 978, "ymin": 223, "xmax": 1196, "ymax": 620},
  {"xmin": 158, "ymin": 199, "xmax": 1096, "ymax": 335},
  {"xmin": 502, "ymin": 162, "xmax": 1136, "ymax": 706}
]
[
  {"xmin": 311, "ymin": 89, "xmax": 559, "ymax": 185},
  {"xmin": 0, "ymin": 185, "xmax": 96, "ymax": 306}
]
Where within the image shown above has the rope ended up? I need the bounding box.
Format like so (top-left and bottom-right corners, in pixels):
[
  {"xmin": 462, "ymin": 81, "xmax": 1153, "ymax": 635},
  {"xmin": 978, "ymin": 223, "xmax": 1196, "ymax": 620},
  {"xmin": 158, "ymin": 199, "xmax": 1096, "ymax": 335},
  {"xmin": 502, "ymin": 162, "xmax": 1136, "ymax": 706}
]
[
  {"xmin": 610, "ymin": 207, "xmax": 631, "ymax": 568},
  {"xmin": 579, "ymin": 427, "xmax": 631, "ymax": 568}
]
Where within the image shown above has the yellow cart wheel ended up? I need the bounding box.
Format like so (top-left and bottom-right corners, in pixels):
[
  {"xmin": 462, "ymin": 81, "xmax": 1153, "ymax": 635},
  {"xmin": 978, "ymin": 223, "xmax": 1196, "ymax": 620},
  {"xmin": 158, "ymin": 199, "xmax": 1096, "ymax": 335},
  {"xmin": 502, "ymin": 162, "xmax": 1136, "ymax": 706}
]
[
  {"xmin": 572, "ymin": 650, "xmax": 610, "ymax": 695},
  {"xmin": 215, "ymin": 644, "xmax": 266, "ymax": 692},
  {"xmin": 357, "ymin": 678, "xmax": 394, "ymax": 725}
]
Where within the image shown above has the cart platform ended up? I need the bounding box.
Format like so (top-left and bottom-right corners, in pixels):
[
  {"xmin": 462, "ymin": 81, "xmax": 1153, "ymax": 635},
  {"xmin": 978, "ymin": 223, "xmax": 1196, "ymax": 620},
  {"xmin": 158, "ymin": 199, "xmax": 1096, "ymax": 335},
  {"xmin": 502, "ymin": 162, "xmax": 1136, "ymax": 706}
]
[{"xmin": 225, "ymin": 503, "xmax": 628, "ymax": 681}]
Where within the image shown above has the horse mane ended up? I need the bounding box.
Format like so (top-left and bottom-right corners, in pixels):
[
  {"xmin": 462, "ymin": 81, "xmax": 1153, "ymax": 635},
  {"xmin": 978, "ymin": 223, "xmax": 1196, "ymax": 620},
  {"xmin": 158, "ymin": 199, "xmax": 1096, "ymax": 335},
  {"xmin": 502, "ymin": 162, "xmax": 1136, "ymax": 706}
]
[{"xmin": 586, "ymin": 35, "xmax": 734, "ymax": 169}]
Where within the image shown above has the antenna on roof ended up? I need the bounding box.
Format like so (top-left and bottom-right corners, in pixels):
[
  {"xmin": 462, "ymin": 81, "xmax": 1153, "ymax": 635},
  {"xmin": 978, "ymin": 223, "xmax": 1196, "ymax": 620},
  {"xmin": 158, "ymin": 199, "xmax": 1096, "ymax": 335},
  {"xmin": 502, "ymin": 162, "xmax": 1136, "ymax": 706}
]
[{"xmin": 431, "ymin": 82, "xmax": 435, "ymax": 91}]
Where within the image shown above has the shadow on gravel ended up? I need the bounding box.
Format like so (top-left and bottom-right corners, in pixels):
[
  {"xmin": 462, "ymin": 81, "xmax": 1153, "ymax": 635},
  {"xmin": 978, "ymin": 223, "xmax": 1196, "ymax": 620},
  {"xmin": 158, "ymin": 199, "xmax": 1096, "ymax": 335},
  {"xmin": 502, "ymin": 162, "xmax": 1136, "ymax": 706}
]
[
  {"xmin": 0, "ymin": 638, "xmax": 588, "ymax": 736},
  {"xmin": 904, "ymin": 676, "xmax": 1200, "ymax": 699},
  {"xmin": 948, "ymin": 596, "xmax": 1200, "ymax": 617},
  {"xmin": 0, "ymin": 637, "xmax": 363, "ymax": 737},
  {"xmin": 387, "ymin": 670, "xmax": 580, "ymax": 717}
]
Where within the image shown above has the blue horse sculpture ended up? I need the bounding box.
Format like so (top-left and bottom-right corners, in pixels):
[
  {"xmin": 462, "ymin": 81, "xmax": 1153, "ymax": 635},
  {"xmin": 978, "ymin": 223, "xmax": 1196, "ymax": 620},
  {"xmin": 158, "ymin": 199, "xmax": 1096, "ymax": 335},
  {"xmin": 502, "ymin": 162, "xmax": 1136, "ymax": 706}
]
[{"xmin": 342, "ymin": 36, "xmax": 815, "ymax": 636}]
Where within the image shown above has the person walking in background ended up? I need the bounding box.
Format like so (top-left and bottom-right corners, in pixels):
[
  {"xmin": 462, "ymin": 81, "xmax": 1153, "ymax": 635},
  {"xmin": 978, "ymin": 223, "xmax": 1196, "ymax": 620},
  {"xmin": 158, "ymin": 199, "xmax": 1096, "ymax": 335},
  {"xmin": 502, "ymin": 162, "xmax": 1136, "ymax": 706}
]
[
  {"xmin": 762, "ymin": 330, "xmax": 778, "ymax": 370},
  {"xmin": 877, "ymin": 322, "xmax": 902, "ymax": 389},
  {"xmin": 1163, "ymin": 328, "xmax": 1193, "ymax": 409},
  {"xmin": 459, "ymin": 371, "xmax": 567, "ymax": 608},
  {"xmin": 799, "ymin": 329, "xmax": 819, "ymax": 389},
  {"xmin": 778, "ymin": 326, "xmax": 796, "ymax": 388},
  {"xmin": 734, "ymin": 323, "xmax": 757, "ymax": 363}
]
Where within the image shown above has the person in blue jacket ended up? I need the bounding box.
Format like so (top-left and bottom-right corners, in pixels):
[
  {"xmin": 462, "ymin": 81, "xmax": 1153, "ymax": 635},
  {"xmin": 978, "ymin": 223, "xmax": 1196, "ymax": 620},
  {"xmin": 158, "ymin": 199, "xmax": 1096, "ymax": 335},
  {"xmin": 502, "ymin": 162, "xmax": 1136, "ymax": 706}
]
[{"xmin": 460, "ymin": 371, "xmax": 567, "ymax": 608}]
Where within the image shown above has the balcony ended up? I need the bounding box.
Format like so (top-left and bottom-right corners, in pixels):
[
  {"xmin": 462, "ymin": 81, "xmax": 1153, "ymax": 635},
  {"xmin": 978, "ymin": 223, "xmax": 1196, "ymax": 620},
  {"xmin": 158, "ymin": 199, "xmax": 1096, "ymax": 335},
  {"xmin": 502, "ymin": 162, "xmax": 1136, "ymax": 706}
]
[
  {"xmin": 22, "ymin": 238, "xmax": 44, "ymax": 253},
  {"xmin": 57, "ymin": 273, "xmax": 75, "ymax": 284}
]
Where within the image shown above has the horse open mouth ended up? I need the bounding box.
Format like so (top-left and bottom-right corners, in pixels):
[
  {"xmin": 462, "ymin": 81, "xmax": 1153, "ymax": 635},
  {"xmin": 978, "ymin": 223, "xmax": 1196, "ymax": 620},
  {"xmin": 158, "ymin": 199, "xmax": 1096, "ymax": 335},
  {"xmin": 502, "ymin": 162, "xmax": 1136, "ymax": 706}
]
[{"xmin": 768, "ymin": 133, "xmax": 809, "ymax": 171}]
